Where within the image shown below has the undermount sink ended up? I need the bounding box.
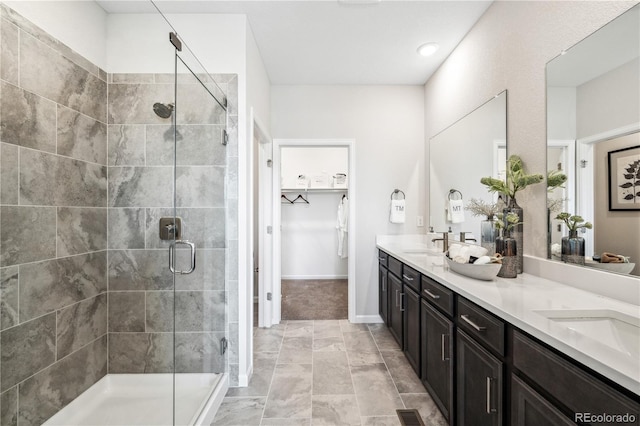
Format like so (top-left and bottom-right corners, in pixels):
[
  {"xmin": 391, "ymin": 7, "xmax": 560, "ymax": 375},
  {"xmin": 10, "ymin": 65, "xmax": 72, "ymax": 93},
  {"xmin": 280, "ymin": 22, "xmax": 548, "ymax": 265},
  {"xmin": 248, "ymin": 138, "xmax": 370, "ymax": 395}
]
[{"xmin": 533, "ymin": 309, "xmax": 640, "ymax": 359}]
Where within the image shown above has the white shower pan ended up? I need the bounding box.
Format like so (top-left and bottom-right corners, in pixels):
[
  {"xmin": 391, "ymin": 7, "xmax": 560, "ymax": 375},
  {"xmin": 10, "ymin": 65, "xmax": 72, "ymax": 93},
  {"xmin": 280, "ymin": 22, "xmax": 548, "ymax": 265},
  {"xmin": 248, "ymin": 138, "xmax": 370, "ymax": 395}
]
[{"xmin": 44, "ymin": 373, "xmax": 228, "ymax": 426}]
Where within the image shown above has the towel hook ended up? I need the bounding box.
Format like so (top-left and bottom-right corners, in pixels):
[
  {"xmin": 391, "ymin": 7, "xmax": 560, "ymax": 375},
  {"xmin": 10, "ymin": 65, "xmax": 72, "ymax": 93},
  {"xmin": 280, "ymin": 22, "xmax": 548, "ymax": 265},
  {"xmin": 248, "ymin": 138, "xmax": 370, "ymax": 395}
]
[
  {"xmin": 448, "ymin": 189, "xmax": 463, "ymax": 200},
  {"xmin": 390, "ymin": 189, "xmax": 405, "ymax": 200}
]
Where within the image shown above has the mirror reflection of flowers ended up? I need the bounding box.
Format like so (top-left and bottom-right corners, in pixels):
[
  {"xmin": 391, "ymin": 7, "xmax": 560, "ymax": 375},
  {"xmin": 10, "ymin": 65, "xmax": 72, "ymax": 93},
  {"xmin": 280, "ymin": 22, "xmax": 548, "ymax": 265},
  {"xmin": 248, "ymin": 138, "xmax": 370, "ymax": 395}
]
[
  {"xmin": 466, "ymin": 198, "xmax": 500, "ymax": 220},
  {"xmin": 555, "ymin": 212, "xmax": 593, "ymax": 232},
  {"xmin": 480, "ymin": 155, "xmax": 544, "ymax": 200},
  {"xmin": 495, "ymin": 212, "xmax": 521, "ymax": 233}
]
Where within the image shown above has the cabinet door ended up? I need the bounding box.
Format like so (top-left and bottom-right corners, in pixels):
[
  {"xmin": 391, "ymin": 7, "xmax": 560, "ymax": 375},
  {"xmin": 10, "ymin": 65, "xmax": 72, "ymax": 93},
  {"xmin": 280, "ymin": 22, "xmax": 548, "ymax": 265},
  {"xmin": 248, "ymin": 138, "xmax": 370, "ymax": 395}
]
[
  {"xmin": 511, "ymin": 376, "xmax": 576, "ymax": 426},
  {"xmin": 403, "ymin": 285, "xmax": 420, "ymax": 375},
  {"xmin": 421, "ymin": 300, "xmax": 454, "ymax": 424},
  {"xmin": 457, "ymin": 330, "xmax": 503, "ymax": 426},
  {"xmin": 379, "ymin": 264, "xmax": 389, "ymax": 325},
  {"xmin": 388, "ymin": 272, "xmax": 403, "ymax": 347}
]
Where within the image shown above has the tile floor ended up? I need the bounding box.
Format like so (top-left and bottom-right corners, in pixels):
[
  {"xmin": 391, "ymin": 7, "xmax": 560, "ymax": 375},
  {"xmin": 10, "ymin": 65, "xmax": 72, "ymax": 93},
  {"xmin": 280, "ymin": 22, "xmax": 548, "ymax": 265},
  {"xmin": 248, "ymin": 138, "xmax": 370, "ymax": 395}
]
[{"xmin": 213, "ymin": 320, "xmax": 447, "ymax": 425}]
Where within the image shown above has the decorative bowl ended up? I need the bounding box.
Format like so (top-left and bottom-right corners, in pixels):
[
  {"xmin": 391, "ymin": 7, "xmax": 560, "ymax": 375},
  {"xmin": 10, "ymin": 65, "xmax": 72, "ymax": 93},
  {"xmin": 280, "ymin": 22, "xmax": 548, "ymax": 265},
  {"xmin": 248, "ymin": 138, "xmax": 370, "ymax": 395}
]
[{"xmin": 444, "ymin": 255, "xmax": 501, "ymax": 281}]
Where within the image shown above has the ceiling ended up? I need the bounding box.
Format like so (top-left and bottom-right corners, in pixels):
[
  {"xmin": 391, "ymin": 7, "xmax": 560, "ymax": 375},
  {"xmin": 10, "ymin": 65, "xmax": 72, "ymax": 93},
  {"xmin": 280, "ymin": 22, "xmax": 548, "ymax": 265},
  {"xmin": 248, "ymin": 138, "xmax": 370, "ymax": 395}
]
[{"xmin": 97, "ymin": 0, "xmax": 492, "ymax": 85}]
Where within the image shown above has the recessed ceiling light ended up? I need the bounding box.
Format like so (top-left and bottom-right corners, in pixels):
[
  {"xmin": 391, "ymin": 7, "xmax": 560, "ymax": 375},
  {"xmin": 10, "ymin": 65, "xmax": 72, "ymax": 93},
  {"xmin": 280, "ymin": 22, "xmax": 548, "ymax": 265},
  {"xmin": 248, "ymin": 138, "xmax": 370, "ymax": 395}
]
[{"xmin": 417, "ymin": 42, "xmax": 439, "ymax": 57}]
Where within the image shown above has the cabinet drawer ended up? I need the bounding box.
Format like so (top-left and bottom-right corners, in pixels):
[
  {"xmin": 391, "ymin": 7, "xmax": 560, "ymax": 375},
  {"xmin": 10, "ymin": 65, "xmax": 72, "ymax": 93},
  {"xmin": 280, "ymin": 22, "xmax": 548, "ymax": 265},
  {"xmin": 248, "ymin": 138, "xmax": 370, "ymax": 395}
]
[
  {"xmin": 388, "ymin": 256, "xmax": 402, "ymax": 278},
  {"xmin": 457, "ymin": 298, "xmax": 505, "ymax": 356},
  {"xmin": 511, "ymin": 375, "xmax": 575, "ymax": 426},
  {"xmin": 513, "ymin": 331, "xmax": 640, "ymax": 422},
  {"xmin": 402, "ymin": 265, "xmax": 420, "ymax": 292},
  {"xmin": 421, "ymin": 275, "xmax": 454, "ymax": 317},
  {"xmin": 378, "ymin": 250, "xmax": 388, "ymax": 267}
]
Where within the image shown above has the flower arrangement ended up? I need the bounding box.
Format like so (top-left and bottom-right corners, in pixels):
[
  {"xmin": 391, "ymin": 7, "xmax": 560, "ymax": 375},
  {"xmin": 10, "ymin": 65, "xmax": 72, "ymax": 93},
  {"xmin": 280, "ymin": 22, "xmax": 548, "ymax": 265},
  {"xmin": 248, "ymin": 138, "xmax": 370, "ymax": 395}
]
[
  {"xmin": 466, "ymin": 198, "xmax": 500, "ymax": 220},
  {"xmin": 480, "ymin": 155, "xmax": 544, "ymax": 199},
  {"xmin": 547, "ymin": 169, "xmax": 567, "ymax": 192},
  {"xmin": 555, "ymin": 212, "xmax": 593, "ymax": 232},
  {"xmin": 494, "ymin": 212, "xmax": 521, "ymax": 233}
]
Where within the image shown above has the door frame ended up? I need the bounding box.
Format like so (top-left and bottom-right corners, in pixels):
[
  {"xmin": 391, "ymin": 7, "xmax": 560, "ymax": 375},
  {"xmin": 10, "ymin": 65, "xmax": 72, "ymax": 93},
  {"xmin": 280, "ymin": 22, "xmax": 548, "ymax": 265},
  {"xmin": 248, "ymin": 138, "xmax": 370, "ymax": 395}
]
[{"xmin": 271, "ymin": 138, "xmax": 356, "ymax": 324}]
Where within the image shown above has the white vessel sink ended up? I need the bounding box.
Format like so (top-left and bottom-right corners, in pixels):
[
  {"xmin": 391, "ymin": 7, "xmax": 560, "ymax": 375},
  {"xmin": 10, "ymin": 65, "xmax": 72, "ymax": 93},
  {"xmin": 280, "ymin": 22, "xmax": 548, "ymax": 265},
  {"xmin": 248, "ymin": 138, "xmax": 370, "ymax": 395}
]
[{"xmin": 534, "ymin": 309, "xmax": 640, "ymax": 359}]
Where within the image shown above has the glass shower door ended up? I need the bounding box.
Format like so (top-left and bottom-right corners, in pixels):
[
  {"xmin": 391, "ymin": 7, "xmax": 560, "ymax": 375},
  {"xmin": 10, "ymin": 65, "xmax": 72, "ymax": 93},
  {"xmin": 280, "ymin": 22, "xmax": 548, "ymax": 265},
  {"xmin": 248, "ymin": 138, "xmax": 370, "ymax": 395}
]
[{"xmin": 169, "ymin": 35, "xmax": 230, "ymax": 424}]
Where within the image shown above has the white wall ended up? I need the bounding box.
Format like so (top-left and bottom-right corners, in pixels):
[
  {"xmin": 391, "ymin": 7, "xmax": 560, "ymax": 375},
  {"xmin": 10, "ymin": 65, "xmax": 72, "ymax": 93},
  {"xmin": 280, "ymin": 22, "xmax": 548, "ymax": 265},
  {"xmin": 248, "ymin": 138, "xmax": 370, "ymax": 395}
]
[
  {"xmin": 5, "ymin": 0, "xmax": 107, "ymax": 69},
  {"xmin": 271, "ymin": 85, "xmax": 425, "ymax": 316},
  {"xmin": 547, "ymin": 87, "xmax": 577, "ymax": 140},
  {"xmin": 424, "ymin": 1, "xmax": 634, "ymax": 259},
  {"xmin": 280, "ymin": 147, "xmax": 348, "ymax": 279}
]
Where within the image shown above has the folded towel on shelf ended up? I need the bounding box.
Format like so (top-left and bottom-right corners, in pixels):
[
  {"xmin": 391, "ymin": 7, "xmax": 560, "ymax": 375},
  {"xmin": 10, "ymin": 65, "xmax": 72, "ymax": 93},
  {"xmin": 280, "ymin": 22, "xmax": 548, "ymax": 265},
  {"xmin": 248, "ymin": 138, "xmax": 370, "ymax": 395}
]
[
  {"xmin": 390, "ymin": 199, "xmax": 405, "ymax": 224},
  {"xmin": 601, "ymin": 252, "xmax": 627, "ymax": 263},
  {"xmin": 448, "ymin": 199, "xmax": 465, "ymax": 223}
]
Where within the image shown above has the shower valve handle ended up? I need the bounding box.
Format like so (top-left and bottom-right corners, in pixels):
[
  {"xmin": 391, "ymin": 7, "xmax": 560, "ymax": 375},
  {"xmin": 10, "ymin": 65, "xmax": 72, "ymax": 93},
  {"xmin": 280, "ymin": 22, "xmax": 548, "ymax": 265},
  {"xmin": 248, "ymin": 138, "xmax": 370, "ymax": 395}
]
[{"xmin": 169, "ymin": 240, "xmax": 196, "ymax": 274}]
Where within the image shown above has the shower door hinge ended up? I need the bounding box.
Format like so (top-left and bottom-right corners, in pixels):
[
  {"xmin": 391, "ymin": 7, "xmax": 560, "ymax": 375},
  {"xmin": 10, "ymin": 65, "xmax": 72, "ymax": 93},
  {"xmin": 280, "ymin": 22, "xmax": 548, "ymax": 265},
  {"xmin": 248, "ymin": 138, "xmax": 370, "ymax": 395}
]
[
  {"xmin": 222, "ymin": 129, "xmax": 229, "ymax": 146},
  {"xmin": 580, "ymin": 159, "xmax": 588, "ymax": 168},
  {"xmin": 267, "ymin": 292, "xmax": 272, "ymax": 301},
  {"xmin": 220, "ymin": 337, "xmax": 228, "ymax": 355},
  {"xmin": 169, "ymin": 32, "xmax": 182, "ymax": 51}
]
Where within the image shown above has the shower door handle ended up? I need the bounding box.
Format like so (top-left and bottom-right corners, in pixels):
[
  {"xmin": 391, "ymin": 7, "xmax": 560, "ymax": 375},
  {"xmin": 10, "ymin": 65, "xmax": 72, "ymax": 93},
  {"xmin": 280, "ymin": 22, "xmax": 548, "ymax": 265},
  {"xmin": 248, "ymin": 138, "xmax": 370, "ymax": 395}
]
[{"xmin": 169, "ymin": 240, "xmax": 196, "ymax": 274}]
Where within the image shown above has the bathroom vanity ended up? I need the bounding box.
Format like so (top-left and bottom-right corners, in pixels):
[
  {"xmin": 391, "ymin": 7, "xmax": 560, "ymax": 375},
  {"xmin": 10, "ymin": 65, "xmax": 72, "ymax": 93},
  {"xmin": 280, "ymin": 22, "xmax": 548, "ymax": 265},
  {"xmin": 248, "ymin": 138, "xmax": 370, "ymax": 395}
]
[{"xmin": 376, "ymin": 235, "xmax": 640, "ymax": 426}]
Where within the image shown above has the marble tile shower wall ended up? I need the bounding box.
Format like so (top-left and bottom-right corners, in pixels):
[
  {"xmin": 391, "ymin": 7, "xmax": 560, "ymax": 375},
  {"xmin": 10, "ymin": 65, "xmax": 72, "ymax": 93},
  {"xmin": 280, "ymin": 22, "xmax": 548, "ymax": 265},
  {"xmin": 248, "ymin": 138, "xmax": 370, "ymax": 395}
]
[
  {"xmin": 106, "ymin": 71, "xmax": 236, "ymax": 380},
  {"xmin": 0, "ymin": 5, "xmax": 108, "ymax": 425},
  {"xmin": 0, "ymin": 4, "xmax": 239, "ymax": 424}
]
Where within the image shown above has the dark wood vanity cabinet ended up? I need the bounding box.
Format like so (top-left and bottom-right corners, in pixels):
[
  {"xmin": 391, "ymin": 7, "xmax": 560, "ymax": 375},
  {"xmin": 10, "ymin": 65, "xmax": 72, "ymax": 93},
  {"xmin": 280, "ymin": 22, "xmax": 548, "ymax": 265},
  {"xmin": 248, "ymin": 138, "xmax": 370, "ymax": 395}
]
[
  {"xmin": 376, "ymin": 249, "xmax": 640, "ymax": 426},
  {"xmin": 403, "ymin": 284, "xmax": 421, "ymax": 375},
  {"xmin": 421, "ymin": 299, "xmax": 454, "ymax": 424},
  {"xmin": 388, "ymin": 271, "xmax": 403, "ymax": 346},
  {"xmin": 378, "ymin": 264, "xmax": 389, "ymax": 325}
]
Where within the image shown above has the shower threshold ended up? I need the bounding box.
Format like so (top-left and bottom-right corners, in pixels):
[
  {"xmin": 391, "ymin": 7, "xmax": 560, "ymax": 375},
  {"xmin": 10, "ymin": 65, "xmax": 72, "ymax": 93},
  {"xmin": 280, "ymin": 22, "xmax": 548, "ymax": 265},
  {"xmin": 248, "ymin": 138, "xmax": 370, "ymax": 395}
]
[{"xmin": 44, "ymin": 373, "xmax": 228, "ymax": 426}]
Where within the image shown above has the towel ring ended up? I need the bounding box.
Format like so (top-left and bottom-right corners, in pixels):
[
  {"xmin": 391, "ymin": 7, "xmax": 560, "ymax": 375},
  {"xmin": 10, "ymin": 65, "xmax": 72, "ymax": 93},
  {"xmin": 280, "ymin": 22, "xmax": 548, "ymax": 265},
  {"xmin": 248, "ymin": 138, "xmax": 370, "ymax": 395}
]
[
  {"xmin": 391, "ymin": 189, "xmax": 405, "ymax": 200},
  {"xmin": 448, "ymin": 189, "xmax": 463, "ymax": 200}
]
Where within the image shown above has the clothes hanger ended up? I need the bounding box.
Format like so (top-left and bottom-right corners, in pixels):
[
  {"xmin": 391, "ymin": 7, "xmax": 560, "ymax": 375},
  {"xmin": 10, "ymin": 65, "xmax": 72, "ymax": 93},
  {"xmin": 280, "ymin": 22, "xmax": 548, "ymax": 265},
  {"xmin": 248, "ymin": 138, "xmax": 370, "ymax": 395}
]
[
  {"xmin": 293, "ymin": 194, "xmax": 309, "ymax": 204},
  {"xmin": 281, "ymin": 194, "xmax": 293, "ymax": 203}
]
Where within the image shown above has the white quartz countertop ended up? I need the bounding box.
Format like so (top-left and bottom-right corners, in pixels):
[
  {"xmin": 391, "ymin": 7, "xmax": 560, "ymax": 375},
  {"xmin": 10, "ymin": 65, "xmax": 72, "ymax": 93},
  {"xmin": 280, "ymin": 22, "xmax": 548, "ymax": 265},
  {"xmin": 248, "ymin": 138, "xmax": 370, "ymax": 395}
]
[{"xmin": 376, "ymin": 235, "xmax": 640, "ymax": 396}]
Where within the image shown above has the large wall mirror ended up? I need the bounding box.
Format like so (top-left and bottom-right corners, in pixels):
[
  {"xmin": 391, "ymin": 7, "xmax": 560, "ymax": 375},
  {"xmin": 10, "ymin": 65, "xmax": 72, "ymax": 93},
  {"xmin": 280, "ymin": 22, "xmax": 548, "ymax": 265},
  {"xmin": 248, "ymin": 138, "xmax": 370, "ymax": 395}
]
[
  {"xmin": 546, "ymin": 3, "xmax": 640, "ymax": 277},
  {"xmin": 430, "ymin": 91, "xmax": 507, "ymax": 240}
]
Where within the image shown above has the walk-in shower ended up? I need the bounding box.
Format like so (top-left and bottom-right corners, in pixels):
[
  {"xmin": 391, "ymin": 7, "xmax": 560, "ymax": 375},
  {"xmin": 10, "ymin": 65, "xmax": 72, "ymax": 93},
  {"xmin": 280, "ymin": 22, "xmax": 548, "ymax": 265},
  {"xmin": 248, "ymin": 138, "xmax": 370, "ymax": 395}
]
[{"xmin": 0, "ymin": 2, "xmax": 236, "ymax": 424}]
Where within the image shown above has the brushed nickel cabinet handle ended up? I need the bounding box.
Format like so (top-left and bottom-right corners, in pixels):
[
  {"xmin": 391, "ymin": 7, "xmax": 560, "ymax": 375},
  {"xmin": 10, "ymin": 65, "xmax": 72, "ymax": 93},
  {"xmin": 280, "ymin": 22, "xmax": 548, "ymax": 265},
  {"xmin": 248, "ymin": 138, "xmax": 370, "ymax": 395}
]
[
  {"xmin": 424, "ymin": 289, "xmax": 440, "ymax": 300},
  {"xmin": 460, "ymin": 314, "xmax": 486, "ymax": 332},
  {"xmin": 402, "ymin": 274, "xmax": 414, "ymax": 281},
  {"xmin": 400, "ymin": 293, "xmax": 406, "ymax": 312},
  {"xmin": 486, "ymin": 377, "xmax": 496, "ymax": 413}
]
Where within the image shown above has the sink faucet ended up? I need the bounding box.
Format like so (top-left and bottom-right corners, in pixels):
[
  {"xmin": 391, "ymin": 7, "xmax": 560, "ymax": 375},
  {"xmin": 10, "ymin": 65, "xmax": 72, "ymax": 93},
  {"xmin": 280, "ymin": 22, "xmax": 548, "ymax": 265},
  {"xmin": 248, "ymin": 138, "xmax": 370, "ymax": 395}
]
[
  {"xmin": 432, "ymin": 232, "xmax": 449, "ymax": 252},
  {"xmin": 460, "ymin": 232, "xmax": 476, "ymax": 243}
]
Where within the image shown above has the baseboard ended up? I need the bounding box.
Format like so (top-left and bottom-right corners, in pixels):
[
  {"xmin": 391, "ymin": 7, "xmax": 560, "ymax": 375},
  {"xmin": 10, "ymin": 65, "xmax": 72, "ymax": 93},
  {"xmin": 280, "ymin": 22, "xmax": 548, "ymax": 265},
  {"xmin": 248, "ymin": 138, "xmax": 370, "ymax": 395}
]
[
  {"xmin": 281, "ymin": 275, "xmax": 348, "ymax": 280},
  {"xmin": 353, "ymin": 314, "xmax": 384, "ymax": 324},
  {"xmin": 238, "ymin": 362, "xmax": 253, "ymax": 387}
]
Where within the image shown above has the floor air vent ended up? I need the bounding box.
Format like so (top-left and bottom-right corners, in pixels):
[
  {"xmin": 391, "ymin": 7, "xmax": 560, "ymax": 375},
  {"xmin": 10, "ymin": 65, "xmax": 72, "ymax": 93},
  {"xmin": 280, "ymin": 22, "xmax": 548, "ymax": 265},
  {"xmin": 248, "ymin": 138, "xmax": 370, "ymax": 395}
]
[{"xmin": 396, "ymin": 409, "xmax": 425, "ymax": 426}]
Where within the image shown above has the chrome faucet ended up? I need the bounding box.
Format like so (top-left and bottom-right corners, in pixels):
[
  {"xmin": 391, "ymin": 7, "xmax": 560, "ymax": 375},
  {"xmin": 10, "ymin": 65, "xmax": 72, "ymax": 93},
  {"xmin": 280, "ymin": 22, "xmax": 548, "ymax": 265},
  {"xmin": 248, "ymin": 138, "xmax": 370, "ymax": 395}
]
[
  {"xmin": 432, "ymin": 232, "xmax": 449, "ymax": 253},
  {"xmin": 459, "ymin": 232, "xmax": 476, "ymax": 243}
]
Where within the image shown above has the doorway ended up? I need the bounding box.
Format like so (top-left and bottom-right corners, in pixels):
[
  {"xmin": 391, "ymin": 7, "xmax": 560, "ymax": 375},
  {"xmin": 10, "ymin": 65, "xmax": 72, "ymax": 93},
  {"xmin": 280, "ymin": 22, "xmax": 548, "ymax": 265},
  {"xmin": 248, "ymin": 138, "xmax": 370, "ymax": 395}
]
[{"xmin": 269, "ymin": 139, "xmax": 356, "ymax": 325}]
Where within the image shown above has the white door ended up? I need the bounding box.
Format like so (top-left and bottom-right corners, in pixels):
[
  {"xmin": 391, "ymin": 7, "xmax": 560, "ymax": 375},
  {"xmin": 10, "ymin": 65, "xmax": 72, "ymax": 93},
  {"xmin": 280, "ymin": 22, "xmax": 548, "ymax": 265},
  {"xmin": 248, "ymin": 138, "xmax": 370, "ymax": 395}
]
[{"xmin": 256, "ymin": 121, "xmax": 273, "ymax": 327}]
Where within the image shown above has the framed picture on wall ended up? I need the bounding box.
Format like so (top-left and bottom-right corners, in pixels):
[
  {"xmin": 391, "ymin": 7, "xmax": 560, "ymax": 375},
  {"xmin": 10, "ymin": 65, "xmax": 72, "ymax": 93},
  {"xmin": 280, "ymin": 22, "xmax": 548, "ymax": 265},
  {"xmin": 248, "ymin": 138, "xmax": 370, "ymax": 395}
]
[{"xmin": 608, "ymin": 145, "xmax": 640, "ymax": 211}]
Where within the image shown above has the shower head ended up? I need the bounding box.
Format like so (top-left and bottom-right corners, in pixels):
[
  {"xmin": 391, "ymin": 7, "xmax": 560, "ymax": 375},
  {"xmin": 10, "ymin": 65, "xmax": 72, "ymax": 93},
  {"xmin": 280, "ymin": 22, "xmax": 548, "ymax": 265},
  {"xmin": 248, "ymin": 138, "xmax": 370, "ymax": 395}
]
[{"xmin": 153, "ymin": 102, "xmax": 174, "ymax": 119}]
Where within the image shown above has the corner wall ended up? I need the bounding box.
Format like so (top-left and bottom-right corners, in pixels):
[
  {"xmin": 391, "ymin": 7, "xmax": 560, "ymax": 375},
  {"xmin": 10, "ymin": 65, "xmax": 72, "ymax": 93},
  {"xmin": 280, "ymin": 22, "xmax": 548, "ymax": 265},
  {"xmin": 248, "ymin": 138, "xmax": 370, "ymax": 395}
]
[
  {"xmin": 424, "ymin": 1, "xmax": 635, "ymax": 259},
  {"xmin": 271, "ymin": 85, "xmax": 425, "ymax": 318}
]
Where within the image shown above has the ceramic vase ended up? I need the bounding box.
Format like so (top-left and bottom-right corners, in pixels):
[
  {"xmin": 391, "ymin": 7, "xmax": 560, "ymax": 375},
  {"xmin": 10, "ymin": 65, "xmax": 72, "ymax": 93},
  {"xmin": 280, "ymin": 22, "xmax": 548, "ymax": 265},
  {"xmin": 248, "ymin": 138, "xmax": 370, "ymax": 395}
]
[
  {"xmin": 496, "ymin": 230, "xmax": 518, "ymax": 278},
  {"xmin": 504, "ymin": 197, "xmax": 523, "ymax": 274},
  {"xmin": 480, "ymin": 219, "xmax": 497, "ymax": 256},
  {"xmin": 561, "ymin": 230, "xmax": 585, "ymax": 266}
]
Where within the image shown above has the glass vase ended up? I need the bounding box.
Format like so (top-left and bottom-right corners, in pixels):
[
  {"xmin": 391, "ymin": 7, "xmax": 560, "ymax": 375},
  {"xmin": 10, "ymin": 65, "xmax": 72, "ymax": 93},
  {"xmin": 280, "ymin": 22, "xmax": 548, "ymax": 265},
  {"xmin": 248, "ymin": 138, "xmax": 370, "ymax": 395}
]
[
  {"xmin": 561, "ymin": 230, "xmax": 585, "ymax": 266},
  {"xmin": 504, "ymin": 197, "xmax": 523, "ymax": 274},
  {"xmin": 496, "ymin": 231, "xmax": 518, "ymax": 278},
  {"xmin": 480, "ymin": 219, "xmax": 497, "ymax": 255}
]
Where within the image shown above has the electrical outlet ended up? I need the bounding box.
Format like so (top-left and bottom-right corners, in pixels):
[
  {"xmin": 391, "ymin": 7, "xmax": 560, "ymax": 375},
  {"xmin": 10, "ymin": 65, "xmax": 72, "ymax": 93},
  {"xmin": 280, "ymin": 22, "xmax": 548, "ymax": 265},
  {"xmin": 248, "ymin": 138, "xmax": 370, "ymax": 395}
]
[{"xmin": 416, "ymin": 216, "xmax": 424, "ymax": 227}]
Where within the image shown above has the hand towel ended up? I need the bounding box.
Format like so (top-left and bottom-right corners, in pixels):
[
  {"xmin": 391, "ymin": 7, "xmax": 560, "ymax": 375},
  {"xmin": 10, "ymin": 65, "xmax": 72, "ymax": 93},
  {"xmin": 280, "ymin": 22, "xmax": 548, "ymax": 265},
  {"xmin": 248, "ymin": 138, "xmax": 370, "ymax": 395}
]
[
  {"xmin": 390, "ymin": 199, "xmax": 406, "ymax": 224},
  {"xmin": 601, "ymin": 252, "xmax": 625, "ymax": 263},
  {"xmin": 449, "ymin": 199, "xmax": 465, "ymax": 223},
  {"xmin": 337, "ymin": 197, "xmax": 349, "ymax": 258}
]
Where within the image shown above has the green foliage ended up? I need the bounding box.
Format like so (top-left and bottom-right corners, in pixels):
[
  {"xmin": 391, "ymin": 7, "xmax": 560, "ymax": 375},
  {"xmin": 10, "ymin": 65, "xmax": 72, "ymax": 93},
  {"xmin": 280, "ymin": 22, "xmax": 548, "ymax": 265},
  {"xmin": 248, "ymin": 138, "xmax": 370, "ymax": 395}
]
[
  {"xmin": 480, "ymin": 155, "xmax": 543, "ymax": 199},
  {"xmin": 555, "ymin": 212, "xmax": 593, "ymax": 232}
]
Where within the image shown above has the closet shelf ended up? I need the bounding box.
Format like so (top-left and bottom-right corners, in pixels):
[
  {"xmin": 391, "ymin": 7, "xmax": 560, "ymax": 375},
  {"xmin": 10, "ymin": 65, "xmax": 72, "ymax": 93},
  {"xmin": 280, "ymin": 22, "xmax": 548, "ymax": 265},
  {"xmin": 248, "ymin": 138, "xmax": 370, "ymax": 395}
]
[{"xmin": 281, "ymin": 188, "xmax": 347, "ymax": 193}]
